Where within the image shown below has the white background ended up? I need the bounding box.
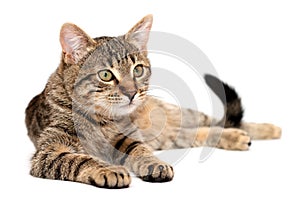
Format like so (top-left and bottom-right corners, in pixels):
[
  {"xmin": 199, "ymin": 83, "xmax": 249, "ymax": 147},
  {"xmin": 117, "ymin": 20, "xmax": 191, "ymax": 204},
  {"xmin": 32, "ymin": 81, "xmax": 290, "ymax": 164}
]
[{"xmin": 1, "ymin": 0, "xmax": 299, "ymax": 204}]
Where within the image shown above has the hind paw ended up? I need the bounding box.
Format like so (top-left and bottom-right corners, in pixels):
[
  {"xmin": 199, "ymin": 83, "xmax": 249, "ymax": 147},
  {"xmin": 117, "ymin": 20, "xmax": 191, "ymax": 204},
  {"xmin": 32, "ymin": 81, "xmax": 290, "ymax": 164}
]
[
  {"xmin": 241, "ymin": 123, "xmax": 282, "ymax": 140},
  {"xmin": 217, "ymin": 128, "xmax": 252, "ymax": 151}
]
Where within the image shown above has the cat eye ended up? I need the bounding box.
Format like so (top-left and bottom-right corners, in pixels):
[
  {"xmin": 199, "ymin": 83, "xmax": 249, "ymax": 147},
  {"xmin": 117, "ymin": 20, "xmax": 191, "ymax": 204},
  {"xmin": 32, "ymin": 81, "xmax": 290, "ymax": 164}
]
[
  {"xmin": 133, "ymin": 65, "xmax": 144, "ymax": 78},
  {"xmin": 98, "ymin": 70, "xmax": 114, "ymax": 82}
]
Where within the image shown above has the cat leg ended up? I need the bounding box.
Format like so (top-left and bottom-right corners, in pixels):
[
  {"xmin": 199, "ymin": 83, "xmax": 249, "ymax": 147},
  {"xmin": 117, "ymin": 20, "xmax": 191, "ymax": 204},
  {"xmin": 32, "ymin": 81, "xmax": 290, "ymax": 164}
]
[
  {"xmin": 240, "ymin": 122, "xmax": 281, "ymax": 140},
  {"xmin": 194, "ymin": 127, "xmax": 251, "ymax": 150},
  {"xmin": 111, "ymin": 135, "xmax": 174, "ymax": 182},
  {"xmin": 30, "ymin": 128, "xmax": 131, "ymax": 188},
  {"xmin": 150, "ymin": 126, "xmax": 251, "ymax": 151},
  {"xmin": 134, "ymin": 97, "xmax": 251, "ymax": 150}
]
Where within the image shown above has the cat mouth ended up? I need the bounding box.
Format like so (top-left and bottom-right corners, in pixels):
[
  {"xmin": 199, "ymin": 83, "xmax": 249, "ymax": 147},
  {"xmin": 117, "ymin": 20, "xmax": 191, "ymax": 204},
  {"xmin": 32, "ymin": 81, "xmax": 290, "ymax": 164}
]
[
  {"xmin": 128, "ymin": 100, "xmax": 136, "ymax": 106},
  {"xmin": 120, "ymin": 102, "xmax": 136, "ymax": 108},
  {"xmin": 110, "ymin": 102, "xmax": 138, "ymax": 116},
  {"xmin": 119, "ymin": 100, "xmax": 140, "ymax": 110}
]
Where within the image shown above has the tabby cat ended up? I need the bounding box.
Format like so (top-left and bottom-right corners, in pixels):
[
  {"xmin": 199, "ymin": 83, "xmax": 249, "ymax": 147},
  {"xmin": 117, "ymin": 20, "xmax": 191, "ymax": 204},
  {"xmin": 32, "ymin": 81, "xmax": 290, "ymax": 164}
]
[{"xmin": 26, "ymin": 15, "xmax": 281, "ymax": 188}]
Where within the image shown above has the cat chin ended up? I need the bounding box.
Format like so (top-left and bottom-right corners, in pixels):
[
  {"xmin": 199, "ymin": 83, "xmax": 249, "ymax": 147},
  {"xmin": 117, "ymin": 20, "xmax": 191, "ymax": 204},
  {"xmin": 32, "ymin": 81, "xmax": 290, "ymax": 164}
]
[
  {"xmin": 112, "ymin": 104, "xmax": 139, "ymax": 117},
  {"xmin": 92, "ymin": 100, "xmax": 142, "ymax": 118}
]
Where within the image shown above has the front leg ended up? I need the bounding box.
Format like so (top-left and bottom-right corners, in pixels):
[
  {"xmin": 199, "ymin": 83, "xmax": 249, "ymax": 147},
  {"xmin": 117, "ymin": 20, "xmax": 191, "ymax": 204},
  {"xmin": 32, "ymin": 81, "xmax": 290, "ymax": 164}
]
[
  {"xmin": 112, "ymin": 135, "xmax": 174, "ymax": 182},
  {"xmin": 31, "ymin": 128, "xmax": 131, "ymax": 189}
]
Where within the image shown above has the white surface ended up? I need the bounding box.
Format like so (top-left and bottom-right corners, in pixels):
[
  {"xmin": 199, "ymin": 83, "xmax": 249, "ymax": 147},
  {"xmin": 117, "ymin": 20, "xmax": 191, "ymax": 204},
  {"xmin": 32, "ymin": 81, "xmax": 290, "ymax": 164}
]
[{"xmin": 1, "ymin": 0, "xmax": 299, "ymax": 204}]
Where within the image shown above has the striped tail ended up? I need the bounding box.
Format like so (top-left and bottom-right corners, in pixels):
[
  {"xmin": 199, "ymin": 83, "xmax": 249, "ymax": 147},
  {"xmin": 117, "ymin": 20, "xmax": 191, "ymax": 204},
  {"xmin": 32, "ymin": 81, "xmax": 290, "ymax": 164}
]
[{"xmin": 204, "ymin": 74, "xmax": 244, "ymax": 128}]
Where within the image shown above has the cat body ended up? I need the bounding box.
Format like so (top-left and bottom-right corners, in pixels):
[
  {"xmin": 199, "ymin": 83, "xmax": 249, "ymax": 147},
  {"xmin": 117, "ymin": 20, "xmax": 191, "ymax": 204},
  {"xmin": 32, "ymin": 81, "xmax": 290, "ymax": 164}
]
[{"xmin": 26, "ymin": 15, "xmax": 281, "ymax": 188}]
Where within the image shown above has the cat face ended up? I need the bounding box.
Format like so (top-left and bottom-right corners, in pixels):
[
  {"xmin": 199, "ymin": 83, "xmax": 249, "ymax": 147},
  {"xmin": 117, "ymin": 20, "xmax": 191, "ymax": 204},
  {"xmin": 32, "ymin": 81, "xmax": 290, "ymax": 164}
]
[
  {"xmin": 78, "ymin": 37, "xmax": 151, "ymax": 117},
  {"xmin": 60, "ymin": 15, "xmax": 153, "ymax": 118}
]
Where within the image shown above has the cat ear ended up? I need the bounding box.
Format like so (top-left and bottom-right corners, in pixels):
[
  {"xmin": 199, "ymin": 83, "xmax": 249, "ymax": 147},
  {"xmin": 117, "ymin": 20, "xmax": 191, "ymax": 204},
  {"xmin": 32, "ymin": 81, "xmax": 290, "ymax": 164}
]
[
  {"xmin": 125, "ymin": 14, "xmax": 153, "ymax": 52},
  {"xmin": 60, "ymin": 23, "xmax": 96, "ymax": 64}
]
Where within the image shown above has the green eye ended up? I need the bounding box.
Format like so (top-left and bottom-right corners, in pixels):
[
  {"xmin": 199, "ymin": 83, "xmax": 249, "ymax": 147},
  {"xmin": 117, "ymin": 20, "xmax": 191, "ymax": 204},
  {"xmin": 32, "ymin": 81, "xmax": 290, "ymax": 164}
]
[
  {"xmin": 133, "ymin": 65, "xmax": 144, "ymax": 78},
  {"xmin": 98, "ymin": 70, "xmax": 114, "ymax": 82}
]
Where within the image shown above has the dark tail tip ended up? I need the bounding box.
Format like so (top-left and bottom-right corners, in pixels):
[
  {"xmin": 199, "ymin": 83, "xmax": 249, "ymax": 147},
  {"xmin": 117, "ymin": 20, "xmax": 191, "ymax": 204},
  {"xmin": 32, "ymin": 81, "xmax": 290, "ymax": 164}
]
[
  {"xmin": 204, "ymin": 74, "xmax": 227, "ymax": 104},
  {"xmin": 204, "ymin": 74, "xmax": 244, "ymax": 127}
]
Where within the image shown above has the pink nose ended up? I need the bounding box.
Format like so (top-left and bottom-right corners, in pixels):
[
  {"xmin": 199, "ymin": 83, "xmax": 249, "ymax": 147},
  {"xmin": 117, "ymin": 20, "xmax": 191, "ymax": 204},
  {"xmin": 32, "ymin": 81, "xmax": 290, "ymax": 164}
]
[{"xmin": 119, "ymin": 86, "xmax": 137, "ymax": 101}]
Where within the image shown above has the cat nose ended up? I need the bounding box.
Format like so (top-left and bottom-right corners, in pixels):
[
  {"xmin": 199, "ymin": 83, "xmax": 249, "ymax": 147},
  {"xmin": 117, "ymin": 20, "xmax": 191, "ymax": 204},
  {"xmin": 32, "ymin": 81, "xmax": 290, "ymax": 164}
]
[
  {"xmin": 124, "ymin": 91, "xmax": 137, "ymax": 102},
  {"xmin": 119, "ymin": 86, "xmax": 137, "ymax": 101}
]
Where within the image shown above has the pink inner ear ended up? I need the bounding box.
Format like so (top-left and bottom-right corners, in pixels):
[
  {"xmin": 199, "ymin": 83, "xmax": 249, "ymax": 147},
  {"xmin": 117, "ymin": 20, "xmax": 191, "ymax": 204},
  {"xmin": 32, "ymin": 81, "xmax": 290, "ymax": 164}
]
[
  {"xmin": 60, "ymin": 33, "xmax": 73, "ymax": 54},
  {"xmin": 65, "ymin": 36, "xmax": 83, "ymax": 53},
  {"xmin": 135, "ymin": 19, "xmax": 152, "ymax": 33},
  {"xmin": 126, "ymin": 15, "xmax": 153, "ymax": 51},
  {"xmin": 60, "ymin": 24, "xmax": 82, "ymax": 53},
  {"xmin": 59, "ymin": 23, "xmax": 94, "ymax": 64}
]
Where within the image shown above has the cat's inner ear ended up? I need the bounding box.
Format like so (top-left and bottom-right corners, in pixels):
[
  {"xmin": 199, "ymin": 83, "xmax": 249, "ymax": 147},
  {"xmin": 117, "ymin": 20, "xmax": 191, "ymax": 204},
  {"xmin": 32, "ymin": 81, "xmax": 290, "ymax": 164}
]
[
  {"xmin": 125, "ymin": 14, "xmax": 153, "ymax": 52},
  {"xmin": 60, "ymin": 23, "xmax": 96, "ymax": 64}
]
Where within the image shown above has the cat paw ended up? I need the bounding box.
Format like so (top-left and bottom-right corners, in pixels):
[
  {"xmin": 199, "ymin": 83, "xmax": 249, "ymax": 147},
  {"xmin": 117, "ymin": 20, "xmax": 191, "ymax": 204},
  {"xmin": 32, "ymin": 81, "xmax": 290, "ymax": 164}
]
[
  {"xmin": 139, "ymin": 161, "xmax": 174, "ymax": 182},
  {"xmin": 241, "ymin": 123, "xmax": 282, "ymax": 140},
  {"xmin": 89, "ymin": 166, "xmax": 131, "ymax": 188},
  {"xmin": 217, "ymin": 128, "xmax": 251, "ymax": 151},
  {"xmin": 270, "ymin": 125, "xmax": 282, "ymax": 139}
]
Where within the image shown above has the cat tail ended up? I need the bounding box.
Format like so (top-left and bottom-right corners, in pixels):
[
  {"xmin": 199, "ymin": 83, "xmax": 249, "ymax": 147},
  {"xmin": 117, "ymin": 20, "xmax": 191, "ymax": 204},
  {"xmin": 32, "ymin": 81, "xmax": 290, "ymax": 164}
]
[{"xmin": 204, "ymin": 74, "xmax": 244, "ymax": 128}]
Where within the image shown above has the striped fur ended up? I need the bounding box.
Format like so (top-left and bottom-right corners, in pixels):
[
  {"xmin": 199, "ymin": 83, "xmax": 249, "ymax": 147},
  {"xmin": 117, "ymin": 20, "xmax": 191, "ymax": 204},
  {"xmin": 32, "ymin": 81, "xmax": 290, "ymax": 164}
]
[{"xmin": 26, "ymin": 15, "xmax": 281, "ymax": 188}]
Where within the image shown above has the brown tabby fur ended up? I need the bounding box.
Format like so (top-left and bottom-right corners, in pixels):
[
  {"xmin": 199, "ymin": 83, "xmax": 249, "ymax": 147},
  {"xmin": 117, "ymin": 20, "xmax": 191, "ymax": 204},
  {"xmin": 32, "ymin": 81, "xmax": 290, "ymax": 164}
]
[{"xmin": 26, "ymin": 15, "xmax": 281, "ymax": 188}]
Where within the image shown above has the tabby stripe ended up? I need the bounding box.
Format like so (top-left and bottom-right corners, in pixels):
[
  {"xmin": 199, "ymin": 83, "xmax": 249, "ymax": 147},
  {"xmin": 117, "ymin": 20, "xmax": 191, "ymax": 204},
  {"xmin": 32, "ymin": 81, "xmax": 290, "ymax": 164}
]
[
  {"xmin": 120, "ymin": 141, "xmax": 142, "ymax": 165},
  {"xmin": 102, "ymin": 42, "xmax": 114, "ymax": 66},
  {"xmin": 49, "ymin": 125, "xmax": 73, "ymax": 136},
  {"xmin": 114, "ymin": 135, "xmax": 127, "ymax": 150},
  {"xmin": 68, "ymin": 155, "xmax": 85, "ymax": 180},
  {"xmin": 76, "ymin": 130, "xmax": 86, "ymax": 140},
  {"xmin": 49, "ymin": 98, "xmax": 72, "ymax": 110},
  {"xmin": 112, "ymin": 130, "xmax": 137, "ymax": 158},
  {"xmin": 47, "ymin": 152, "xmax": 70, "ymax": 177},
  {"xmin": 54, "ymin": 153, "xmax": 78, "ymax": 180},
  {"xmin": 63, "ymin": 157, "xmax": 76, "ymax": 180},
  {"xmin": 34, "ymin": 113, "xmax": 43, "ymax": 131},
  {"xmin": 74, "ymin": 73, "xmax": 95, "ymax": 88},
  {"xmin": 54, "ymin": 159, "xmax": 65, "ymax": 180},
  {"xmin": 129, "ymin": 54, "xmax": 135, "ymax": 64},
  {"xmin": 112, "ymin": 135, "xmax": 127, "ymax": 158},
  {"xmin": 40, "ymin": 153, "xmax": 53, "ymax": 178},
  {"xmin": 73, "ymin": 158, "xmax": 93, "ymax": 179},
  {"xmin": 88, "ymin": 89, "xmax": 104, "ymax": 94},
  {"xmin": 36, "ymin": 153, "xmax": 48, "ymax": 178},
  {"xmin": 73, "ymin": 107, "xmax": 100, "ymax": 126}
]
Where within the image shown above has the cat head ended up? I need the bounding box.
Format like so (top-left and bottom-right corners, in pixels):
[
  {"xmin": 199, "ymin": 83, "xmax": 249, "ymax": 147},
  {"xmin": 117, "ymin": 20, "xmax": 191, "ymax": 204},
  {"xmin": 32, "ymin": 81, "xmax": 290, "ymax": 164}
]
[{"xmin": 59, "ymin": 15, "xmax": 153, "ymax": 118}]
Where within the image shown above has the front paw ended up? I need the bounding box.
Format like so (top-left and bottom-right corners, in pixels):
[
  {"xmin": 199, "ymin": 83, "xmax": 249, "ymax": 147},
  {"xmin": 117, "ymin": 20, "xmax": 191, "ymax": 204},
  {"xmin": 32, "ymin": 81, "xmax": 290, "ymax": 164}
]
[
  {"xmin": 89, "ymin": 166, "xmax": 131, "ymax": 188},
  {"xmin": 217, "ymin": 128, "xmax": 251, "ymax": 151},
  {"xmin": 139, "ymin": 161, "xmax": 174, "ymax": 183}
]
